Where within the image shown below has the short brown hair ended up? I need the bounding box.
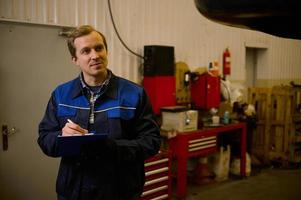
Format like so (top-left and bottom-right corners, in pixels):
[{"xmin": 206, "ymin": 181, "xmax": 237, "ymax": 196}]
[{"xmin": 67, "ymin": 25, "xmax": 108, "ymax": 58}]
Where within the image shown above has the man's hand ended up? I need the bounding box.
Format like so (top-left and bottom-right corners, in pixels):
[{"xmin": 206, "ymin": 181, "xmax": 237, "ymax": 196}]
[{"xmin": 62, "ymin": 119, "xmax": 88, "ymax": 136}]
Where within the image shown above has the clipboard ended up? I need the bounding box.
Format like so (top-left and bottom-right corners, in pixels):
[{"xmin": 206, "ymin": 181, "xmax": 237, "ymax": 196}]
[{"xmin": 57, "ymin": 133, "xmax": 108, "ymax": 156}]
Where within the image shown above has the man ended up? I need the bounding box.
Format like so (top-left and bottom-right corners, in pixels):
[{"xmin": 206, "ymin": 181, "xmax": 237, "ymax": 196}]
[{"xmin": 38, "ymin": 25, "xmax": 161, "ymax": 200}]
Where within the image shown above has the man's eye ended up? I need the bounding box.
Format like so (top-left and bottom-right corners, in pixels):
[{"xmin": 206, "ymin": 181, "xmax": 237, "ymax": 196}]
[
  {"xmin": 95, "ymin": 46, "xmax": 104, "ymax": 52},
  {"xmin": 81, "ymin": 49, "xmax": 90, "ymax": 54}
]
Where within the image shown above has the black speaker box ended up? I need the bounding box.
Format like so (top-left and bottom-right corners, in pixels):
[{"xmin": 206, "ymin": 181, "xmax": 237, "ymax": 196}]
[{"xmin": 143, "ymin": 45, "xmax": 175, "ymax": 76}]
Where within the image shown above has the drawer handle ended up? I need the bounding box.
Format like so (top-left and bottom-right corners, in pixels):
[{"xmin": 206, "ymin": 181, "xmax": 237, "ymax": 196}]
[
  {"xmin": 144, "ymin": 176, "xmax": 169, "ymax": 186},
  {"xmin": 188, "ymin": 140, "xmax": 216, "ymax": 148},
  {"xmin": 145, "ymin": 158, "xmax": 169, "ymax": 167},
  {"xmin": 188, "ymin": 143, "xmax": 216, "ymax": 152},
  {"xmin": 145, "ymin": 167, "xmax": 169, "ymax": 176},
  {"xmin": 189, "ymin": 136, "xmax": 216, "ymax": 144},
  {"xmin": 141, "ymin": 185, "xmax": 168, "ymax": 197},
  {"xmin": 150, "ymin": 194, "xmax": 169, "ymax": 200}
]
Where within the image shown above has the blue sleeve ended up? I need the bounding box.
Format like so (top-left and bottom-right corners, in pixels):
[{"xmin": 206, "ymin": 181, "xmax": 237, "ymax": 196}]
[{"xmin": 38, "ymin": 92, "xmax": 61, "ymax": 157}]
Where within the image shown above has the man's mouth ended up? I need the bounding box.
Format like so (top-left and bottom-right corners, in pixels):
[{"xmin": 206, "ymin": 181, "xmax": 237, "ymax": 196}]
[{"xmin": 90, "ymin": 62, "xmax": 102, "ymax": 67}]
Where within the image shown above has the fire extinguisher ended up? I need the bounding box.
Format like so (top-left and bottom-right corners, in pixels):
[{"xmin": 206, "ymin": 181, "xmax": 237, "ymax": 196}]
[{"xmin": 223, "ymin": 48, "xmax": 231, "ymax": 76}]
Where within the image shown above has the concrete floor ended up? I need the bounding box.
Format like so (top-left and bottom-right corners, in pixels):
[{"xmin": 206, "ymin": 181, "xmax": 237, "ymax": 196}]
[{"xmin": 172, "ymin": 166, "xmax": 301, "ymax": 200}]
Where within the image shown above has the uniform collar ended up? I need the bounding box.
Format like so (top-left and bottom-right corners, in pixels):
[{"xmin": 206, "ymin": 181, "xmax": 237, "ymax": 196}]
[
  {"xmin": 105, "ymin": 73, "xmax": 118, "ymax": 99},
  {"xmin": 71, "ymin": 70, "xmax": 118, "ymax": 99}
]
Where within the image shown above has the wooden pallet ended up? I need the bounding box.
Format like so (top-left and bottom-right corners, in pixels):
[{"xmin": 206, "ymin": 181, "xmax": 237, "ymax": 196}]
[
  {"xmin": 289, "ymin": 86, "xmax": 301, "ymax": 162},
  {"xmin": 248, "ymin": 86, "xmax": 296, "ymax": 165}
]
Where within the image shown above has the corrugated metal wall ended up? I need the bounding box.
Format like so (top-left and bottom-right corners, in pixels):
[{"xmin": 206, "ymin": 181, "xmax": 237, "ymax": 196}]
[{"xmin": 1, "ymin": 0, "xmax": 301, "ymax": 84}]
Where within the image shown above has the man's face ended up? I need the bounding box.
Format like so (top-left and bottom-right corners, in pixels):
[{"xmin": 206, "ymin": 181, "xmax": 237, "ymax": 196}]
[{"xmin": 72, "ymin": 31, "xmax": 108, "ymax": 83}]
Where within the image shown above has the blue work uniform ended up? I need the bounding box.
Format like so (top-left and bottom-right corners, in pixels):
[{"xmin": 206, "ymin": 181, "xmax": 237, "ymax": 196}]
[{"xmin": 38, "ymin": 71, "xmax": 161, "ymax": 200}]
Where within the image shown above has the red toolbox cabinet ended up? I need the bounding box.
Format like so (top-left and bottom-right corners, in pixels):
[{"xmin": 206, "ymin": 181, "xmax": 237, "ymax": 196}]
[
  {"xmin": 191, "ymin": 73, "xmax": 220, "ymax": 109},
  {"xmin": 140, "ymin": 151, "xmax": 172, "ymax": 200}
]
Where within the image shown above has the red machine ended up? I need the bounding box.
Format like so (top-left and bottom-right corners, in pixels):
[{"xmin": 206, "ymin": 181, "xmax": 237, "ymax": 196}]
[
  {"xmin": 191, "ymin": 73, "xmax": 220, "ymax": 109},
  {"xmin": 143, "ymin": 76, "xmax": 176, "ymax": 115}
]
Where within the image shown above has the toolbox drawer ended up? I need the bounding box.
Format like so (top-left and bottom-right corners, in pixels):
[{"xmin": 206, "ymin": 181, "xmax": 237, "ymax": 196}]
[
  {"xmin": 140, "ymin": 151, "xmax": 172, "ymax": 200},
  {"xmin": 188, "ymin": 135, "xmax": 217, "ymax": 152}
]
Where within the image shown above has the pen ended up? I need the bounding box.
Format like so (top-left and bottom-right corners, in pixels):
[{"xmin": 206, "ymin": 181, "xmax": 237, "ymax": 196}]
[{"xmin": 67, "ymin": 119, "xmax": 75, "ymax": 124}]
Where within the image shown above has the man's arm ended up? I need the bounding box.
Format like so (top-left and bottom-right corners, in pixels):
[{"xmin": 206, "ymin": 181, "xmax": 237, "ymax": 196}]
[
  {"xmin": 38, "ymin": 93, "xmax": 61, "ymax": 157},
  {"xmin": 114, "ymin": 89, "xmax": 161, "ymax": 162}
]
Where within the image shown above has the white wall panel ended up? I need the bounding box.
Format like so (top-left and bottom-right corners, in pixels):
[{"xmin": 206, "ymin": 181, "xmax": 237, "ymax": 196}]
[
  {"xmin": 1, "ymin": 0, "xmax": 301, "ymax": 84},
  {"xmin": 269, "ymin": 38, "xmax": 301, "ymax": 80},
  {"xmin": 56, "ymin": 0, "xmax": 75, "ymax": 26},
  {"xmin": 44, "ymin": 0, "xmax": 55, "ymax": 24},
  {"xmin": 0, "ymin": 0, "xmax": 9, "ymax": 19}
]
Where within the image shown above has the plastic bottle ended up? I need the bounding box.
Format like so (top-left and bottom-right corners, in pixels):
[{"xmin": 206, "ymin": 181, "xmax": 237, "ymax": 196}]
[{"xmin": 223, "ymin": 111, "xmax": 230, "ymax": 124}]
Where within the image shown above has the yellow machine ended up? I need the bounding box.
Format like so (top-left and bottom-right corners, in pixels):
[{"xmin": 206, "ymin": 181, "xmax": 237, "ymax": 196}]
[{"xmin": 175, "ymin": 61, "xmax": 191, "ymax": 104}]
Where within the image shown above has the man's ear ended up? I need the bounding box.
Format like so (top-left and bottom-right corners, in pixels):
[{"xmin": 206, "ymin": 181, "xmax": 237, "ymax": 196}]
[{"xmin": 72, "ymin": 56, "xmax": 77, "ymax": 64}]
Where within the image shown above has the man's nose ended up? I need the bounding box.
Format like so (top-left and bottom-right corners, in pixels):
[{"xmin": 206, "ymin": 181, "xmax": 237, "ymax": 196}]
[{"xmin": 91, "ymin": 49, "xmax": 100, "ymax": 59}]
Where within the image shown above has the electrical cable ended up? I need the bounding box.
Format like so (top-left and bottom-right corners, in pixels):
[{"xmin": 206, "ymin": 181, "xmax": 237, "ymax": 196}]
[{"xmin": 107, "ymin": 0, "xmax": 144, "ymax": 59}]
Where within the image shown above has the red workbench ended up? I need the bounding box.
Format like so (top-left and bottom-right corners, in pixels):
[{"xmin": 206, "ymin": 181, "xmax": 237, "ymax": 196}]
[{"xmin": 168, "ymin": 122, "xmax": 247, "ymax": 198}]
